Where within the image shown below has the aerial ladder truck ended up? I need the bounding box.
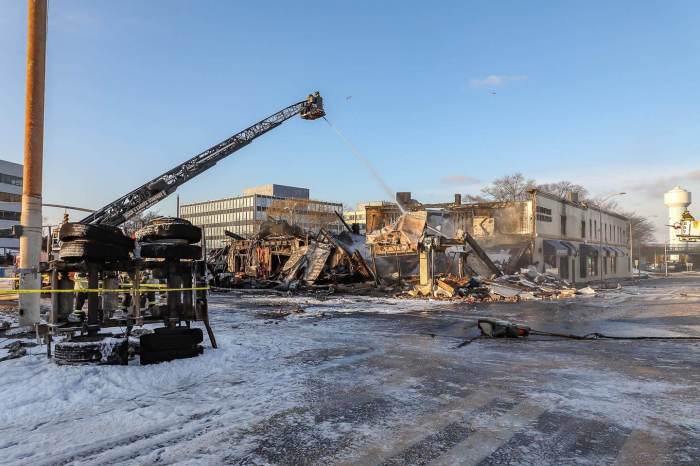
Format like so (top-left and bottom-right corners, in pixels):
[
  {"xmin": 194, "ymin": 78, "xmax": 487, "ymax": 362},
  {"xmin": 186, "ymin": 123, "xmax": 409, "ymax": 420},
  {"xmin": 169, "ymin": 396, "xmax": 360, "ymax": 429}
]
[{"xmin": 42, "ymin": 92, "xmax": 325, "ymax": 365}]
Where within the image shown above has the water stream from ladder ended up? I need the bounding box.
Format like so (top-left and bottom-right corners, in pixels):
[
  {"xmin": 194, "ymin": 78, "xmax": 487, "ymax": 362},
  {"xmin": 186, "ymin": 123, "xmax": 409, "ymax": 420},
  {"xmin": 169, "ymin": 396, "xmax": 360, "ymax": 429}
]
[
  {"xmin": 323, "ymin": 117, "xmax": 447, "ymax": 238},
  {"xmin": 322, "ymin": 117, "xmax": 406, "ymax": 214}
]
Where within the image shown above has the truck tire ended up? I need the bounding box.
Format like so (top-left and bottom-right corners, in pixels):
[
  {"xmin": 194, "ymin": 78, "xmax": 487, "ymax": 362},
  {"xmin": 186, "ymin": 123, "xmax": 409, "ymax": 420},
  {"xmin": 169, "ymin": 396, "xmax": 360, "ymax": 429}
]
[
  {"xmin": 59, "ymin": 239, "xmax": 130, "ymax": 262},
  {"xmin": 59, "ymin": 223, "xmax": 134, "ymax": 250},
  {"xmin": 140, "ymin": 243, "xmax": 202, "ymax": 260},
  {"xmin": 54, "ymin": 334, "xmax": 128, "ymax": 365},
  {"xmin": 135, "ymin": 222, "xmax": 201, "ymax": 244},
  {"xmin": 140, "ymin": 327, "xmax": 203, "ymax": 352},
  {"xmin": 140, "ymin": 345, "xmax": 203, "ymax": 365}
]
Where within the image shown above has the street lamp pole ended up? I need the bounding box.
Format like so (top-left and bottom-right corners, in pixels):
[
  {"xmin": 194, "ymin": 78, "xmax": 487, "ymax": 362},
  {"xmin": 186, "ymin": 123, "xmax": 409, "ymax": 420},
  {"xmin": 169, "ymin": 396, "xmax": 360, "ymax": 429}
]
[{"xmin": 598, "ymin": 192, "xmax": 626, "ymax": 281}]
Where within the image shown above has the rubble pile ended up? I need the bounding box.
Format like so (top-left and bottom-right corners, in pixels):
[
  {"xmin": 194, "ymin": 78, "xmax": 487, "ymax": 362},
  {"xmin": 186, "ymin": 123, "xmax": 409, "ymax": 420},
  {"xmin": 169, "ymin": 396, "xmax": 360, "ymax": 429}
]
[
  {"xmin": 213, "ymin": 215, "xmax": 601, "ymax": 302},
  {"xmin": 405, "ymin": 267, "xmax": 581, "ymax": 302},
  {"xmin": 216, "ymin": 219, "xmax": 375, "ymax": 291}
]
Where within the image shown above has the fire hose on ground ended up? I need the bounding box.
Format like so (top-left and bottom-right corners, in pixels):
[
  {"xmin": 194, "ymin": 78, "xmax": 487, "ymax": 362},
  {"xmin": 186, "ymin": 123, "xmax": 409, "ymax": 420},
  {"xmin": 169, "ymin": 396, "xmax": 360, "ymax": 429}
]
[{"xmin": 419, "ymin": 318, "xmax": 700, "ymax": 348}]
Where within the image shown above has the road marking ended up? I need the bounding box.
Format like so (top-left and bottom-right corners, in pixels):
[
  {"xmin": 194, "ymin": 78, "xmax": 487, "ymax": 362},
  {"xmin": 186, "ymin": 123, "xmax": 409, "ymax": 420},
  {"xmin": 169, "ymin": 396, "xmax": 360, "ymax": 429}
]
[
  {"xmin": 339, "ymin": 389, "xmax": 496, "ymax": 466},
  {"xmin": 428, "ymin": 401, "xmax": 546, "ymax": 466}
]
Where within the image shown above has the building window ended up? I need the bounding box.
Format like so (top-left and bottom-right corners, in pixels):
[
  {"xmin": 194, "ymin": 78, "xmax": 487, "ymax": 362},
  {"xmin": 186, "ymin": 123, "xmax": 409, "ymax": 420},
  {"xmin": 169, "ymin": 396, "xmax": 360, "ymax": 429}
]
[
  {"xmin": 594, "ymin": 220, "xmax": 597, "ymax": 239},
  {"xmin": 536, "ymin": 206, "xmax": 552, "ymax": 222},
  {"xmin": 560, "ymin": 215, "xmax": 567, "ymax": 236},
  {"xmin": 0, "ymin": 173, "xmax": 22, "ymax": 187},
  {"xmin": 588, "ymin": 254, "xmax": 598, "ymax": 277},
  {"xmin": 0, "ymin": 210, "xmax": 21, "ymax": 221},
  {"xmin": 581, "ymin": 220, "xmax": 586, "ymax": 238},
  {"xmin": 0, "ymin": 192, "xmax": 21, "ymax": 203}
]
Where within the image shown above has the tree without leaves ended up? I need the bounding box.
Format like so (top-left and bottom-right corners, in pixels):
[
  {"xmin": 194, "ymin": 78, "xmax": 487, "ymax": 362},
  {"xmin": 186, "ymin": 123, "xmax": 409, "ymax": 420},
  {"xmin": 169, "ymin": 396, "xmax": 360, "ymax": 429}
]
[
  {"xmin": 628, "ymin": 213, "xmax": 656, "ymax": 246},
  {"xmin": 478, "ymin": 173, "xmax": 537, "ymax": 202},
  {"xmin": 121, "ymin": 210, "xmax": 161, "ymax": 236},
  {"xmin": 469, "ymin": 173, "xmax": 656, "ymax": 247},
  {"xmin": 536, "ymin": 181, "xmax": 589, "ymax": 200},
  {"xmin": 471, "ymin": 174, "xmax": 587, "ymax": 203},
  {"xmin": 585, "ymin": 197, "xmax": 655, "ymax": 247},
  {"xmin": 266, "ymin": 198, "xmax": 339, "ymax": 233}
]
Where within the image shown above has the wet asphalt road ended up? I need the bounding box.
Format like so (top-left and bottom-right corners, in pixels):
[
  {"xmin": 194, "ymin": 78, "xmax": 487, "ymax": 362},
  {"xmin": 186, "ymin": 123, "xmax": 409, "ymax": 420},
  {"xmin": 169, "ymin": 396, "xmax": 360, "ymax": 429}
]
[
  {"xmin": 3, "ymin": 276, "xmax": 699, "ymax": 465},
  {"xmin": 211, "ymin": 276, "xmax": 700, "ymax": 465}
]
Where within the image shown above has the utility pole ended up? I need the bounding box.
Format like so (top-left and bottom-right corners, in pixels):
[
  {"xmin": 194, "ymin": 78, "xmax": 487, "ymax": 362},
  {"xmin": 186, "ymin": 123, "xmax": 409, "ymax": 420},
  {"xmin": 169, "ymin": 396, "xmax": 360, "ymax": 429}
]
[{"xmin": 18, "ymin": 0, "xmax": 47, "ymax": 326}]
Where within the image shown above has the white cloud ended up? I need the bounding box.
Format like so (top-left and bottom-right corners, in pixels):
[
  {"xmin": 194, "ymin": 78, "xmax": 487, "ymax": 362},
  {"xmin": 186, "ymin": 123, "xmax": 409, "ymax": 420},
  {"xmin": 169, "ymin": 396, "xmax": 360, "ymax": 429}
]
[{"xmin": 469, "ymin": 75, "xmax": 528, "ymax": 88}]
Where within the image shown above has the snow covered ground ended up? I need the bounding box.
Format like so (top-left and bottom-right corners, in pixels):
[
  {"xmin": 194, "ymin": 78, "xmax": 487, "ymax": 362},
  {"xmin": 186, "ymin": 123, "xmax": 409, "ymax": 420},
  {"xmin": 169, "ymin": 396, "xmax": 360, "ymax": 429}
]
[{"xmin": 1, "ymin": 277, "xmax": 699, "ymax": 465}]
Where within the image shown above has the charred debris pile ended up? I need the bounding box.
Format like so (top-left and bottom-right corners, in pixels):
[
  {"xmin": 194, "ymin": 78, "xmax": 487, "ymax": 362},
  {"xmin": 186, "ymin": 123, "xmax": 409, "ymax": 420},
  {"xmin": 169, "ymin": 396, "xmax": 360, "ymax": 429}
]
[
  {"xmin": 209, "ymin": 219, "xmax": 377, "ymax": 293},
  {"xmin": 408, "ymin": 269, "xmax": 582, "ymax": 302},
  {"xmin": 208, "ymin": 214, "xmax": 591, "ymax": 302},
  {"xmin": 366, "ymin": 210, "xmax": 583, "ymax": 301}
]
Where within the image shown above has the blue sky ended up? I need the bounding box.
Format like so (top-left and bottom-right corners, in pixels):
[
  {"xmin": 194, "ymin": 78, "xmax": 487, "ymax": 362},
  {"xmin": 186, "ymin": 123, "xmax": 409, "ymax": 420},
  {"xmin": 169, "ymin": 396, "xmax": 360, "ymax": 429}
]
[{"xmin": 2, "ymin": 1, "xmax": 700, "ymax": 239}]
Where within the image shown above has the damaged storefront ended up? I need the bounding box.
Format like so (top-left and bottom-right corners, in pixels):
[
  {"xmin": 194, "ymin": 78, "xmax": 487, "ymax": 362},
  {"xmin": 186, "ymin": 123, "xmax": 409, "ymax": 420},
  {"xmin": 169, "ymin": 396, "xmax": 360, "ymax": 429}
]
[
  {"xmin": 365, "ymin": 205, "xmax": 579, "ymax": 300},
  {"xmin": 365, "ymin": 190, "xmax": 632, "ymax": 284}
]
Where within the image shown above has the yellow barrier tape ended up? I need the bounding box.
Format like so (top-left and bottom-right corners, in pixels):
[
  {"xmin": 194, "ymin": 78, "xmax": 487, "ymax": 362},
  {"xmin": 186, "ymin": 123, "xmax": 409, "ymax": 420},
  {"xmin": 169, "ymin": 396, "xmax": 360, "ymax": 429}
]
[
  {"xmin": 0, "ymin": 286, "xmax": 209, "ymax": 295},
  {"xmin": 0, "ymin": 277, "xmax": 20, "ymax": 281},
  {"xmin": 117, "ymin": 284, "xmax": 167, "ymax": 289}
]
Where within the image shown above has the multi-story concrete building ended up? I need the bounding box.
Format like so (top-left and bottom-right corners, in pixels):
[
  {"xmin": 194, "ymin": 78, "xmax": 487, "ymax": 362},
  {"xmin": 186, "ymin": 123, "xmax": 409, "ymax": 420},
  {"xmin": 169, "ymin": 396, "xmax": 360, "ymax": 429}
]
[
  {"xmin": 0, "ymin": 160, "xmax": 23, "ymax": 254},
  {"xmin": 179, "ymin": 184, "xmax": 343, "ymax": 248},
  {"xmin": 366, "ymin": 189, "xmax": 632, "ymax": 283},
  {"xmin": 533, "ymin": 190, "xmax": 631, "ymax": 282}
]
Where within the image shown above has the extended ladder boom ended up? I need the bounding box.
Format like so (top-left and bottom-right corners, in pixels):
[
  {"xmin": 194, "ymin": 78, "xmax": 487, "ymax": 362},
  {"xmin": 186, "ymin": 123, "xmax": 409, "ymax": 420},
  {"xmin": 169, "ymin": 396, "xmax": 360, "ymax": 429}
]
[{"xmin": 81, "ymin": 93, "xmax": 324, "ymax": 226}]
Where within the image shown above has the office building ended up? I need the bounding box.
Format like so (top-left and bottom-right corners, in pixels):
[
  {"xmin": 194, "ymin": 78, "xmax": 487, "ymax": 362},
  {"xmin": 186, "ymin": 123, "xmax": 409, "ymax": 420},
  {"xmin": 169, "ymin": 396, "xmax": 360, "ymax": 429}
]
[
  {"xmin": 0, "ymin": 160, "xmax": 23, "ymax": 254},
  {"xmin": 180, "ymin": 184, "xmax": 343, "ymax": 248}
]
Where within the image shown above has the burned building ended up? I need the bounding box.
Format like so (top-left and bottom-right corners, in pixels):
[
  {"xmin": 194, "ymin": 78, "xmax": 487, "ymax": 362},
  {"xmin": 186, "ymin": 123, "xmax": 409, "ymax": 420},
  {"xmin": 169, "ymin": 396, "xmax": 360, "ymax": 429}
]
[
  {"xmin": 179, "ymin": 184, "xmax": 343, "ymax": 248},
  {"xmin": 343, "ymin": 201, "xmax": 395, "ymax": 234},
  {"xmin": 366, "ymin": 190, "xmax": 632, "ymax": 283},
  {"xmin": 219, "ymin": 218, "xmax": 374, "ymax": 288}
]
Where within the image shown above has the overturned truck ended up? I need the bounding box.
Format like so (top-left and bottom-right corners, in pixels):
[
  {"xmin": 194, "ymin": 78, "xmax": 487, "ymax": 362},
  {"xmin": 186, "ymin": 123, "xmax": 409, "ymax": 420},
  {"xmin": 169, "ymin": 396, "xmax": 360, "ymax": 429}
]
[{"xmin": 48, "ymin": 217, "xmax": 214, "ymax": 365}]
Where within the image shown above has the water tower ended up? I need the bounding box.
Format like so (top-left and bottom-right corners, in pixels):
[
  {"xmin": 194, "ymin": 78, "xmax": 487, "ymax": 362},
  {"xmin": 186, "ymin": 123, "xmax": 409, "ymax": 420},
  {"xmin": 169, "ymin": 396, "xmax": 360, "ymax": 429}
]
[{"xmin": 664, "ymin": 186, "xmax": 691, "ymax": 246}]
